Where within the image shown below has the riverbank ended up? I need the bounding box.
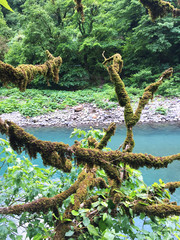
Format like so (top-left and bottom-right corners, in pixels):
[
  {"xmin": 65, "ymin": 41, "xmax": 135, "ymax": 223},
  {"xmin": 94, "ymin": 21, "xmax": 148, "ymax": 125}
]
[{"xmin": 0, "ymin": 96, "xmax": 179, "ymax": 127}]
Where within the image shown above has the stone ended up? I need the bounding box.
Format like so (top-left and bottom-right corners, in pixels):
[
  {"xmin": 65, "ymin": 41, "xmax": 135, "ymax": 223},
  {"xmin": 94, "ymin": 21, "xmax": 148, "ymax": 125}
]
[{"xmin": 74, "ymin": 105, "xmax": 83, "ymax": 112}]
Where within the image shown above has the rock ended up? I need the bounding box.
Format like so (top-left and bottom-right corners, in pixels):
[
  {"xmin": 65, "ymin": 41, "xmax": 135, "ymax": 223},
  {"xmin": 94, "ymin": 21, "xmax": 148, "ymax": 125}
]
[
  {"xmin": 74, "ymin": 105, "xmax": 83, "ymax": 112},
  {"xmin": 0, "ymin": 97, "xmax": 179, "ymax": 127}
]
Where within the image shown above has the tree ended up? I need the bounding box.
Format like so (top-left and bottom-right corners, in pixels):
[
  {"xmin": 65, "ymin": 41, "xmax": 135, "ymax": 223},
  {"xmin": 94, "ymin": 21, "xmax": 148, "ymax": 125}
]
[{"xmin": 0, "ymin": 0, "xmax": 180, "ymax": 239}]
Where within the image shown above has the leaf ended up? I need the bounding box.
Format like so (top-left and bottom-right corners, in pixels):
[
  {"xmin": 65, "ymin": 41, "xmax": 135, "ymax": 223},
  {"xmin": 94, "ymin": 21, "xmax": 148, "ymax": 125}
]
[
  {"xmin": 0, "ymin": 0, "xmax": 13, "ymax": 11},
  {"xmin": 138, "ymin": 201, "xmax": 149, "ymax": 206},
  {"xmin": 104, "ymin": 230, "xmax": 115, "ymax": 240},
  {"xmin": 71, "ymin": 210, "xmax": 79, "ymax": 216},
  {"xmin": 92, "ymin": 201, "xmax": 100, "ymax": 208},
  {"xmin": 101, "ymin": 201, "xmax": 108, "ymax": 207},
  {"xmin": 65, "ymin": 230, "xmax": 74, "ymax": 237},
  {"xmin": 33, "ymin": 233, "xmax": 42, "ymax": 240},
  {"xmin": 9, "ymin": 221, "xmax": 17, "ymax": 231},
  {"xmin": 87, "ymin": 224, "xmax": 99, "ymax": 236},
  {"xmin": 83, "ymin": 216, "xmax": 90, "ymax": 227},
  {"xmin": 103, "ymin": 212, "xmax": 107, "ymax": 221}
]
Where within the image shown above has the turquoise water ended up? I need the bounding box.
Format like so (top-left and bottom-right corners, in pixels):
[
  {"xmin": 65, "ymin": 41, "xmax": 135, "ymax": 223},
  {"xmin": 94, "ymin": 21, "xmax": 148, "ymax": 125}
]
[{"xmin": 1, "ymin": 123, "xmax": 180, "ymax": 203}]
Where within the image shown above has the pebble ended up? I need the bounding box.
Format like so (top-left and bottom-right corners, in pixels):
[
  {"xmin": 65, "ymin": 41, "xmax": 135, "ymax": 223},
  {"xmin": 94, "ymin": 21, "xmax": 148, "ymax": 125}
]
[{"xmin": 0, "ymin": 96, "xmax": 179, "ymax": 128}]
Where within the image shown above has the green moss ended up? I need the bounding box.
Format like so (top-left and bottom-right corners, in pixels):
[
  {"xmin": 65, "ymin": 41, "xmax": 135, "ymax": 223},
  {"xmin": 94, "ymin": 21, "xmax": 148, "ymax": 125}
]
[
  {"xmin": 97, "ymin": 122, "xmax": 116, "ymax": 150},
  {"xmin": 139, "ymin": 0, "xmax": 174, "ymax": 21},
  {"xmin": 165, "ymin": 181, "xmax": 180, "ymax": 194},
  {"xmin": 133, "ymin": 203, "xmax": 180, "ymax": 218},
  {"xmin": 0, "ymin": 50, "xmax": 62, "ymax": 91},
  {"xmin": 5, "ymin": 121, "xmax": 72, "ymax": 172}
]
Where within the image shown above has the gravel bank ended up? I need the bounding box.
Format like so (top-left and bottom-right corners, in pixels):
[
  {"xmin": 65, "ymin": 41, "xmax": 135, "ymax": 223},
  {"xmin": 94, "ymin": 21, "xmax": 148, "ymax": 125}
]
[{"xmin": 0, "ymin": 96, "xmax": 179, "ymax": 128}]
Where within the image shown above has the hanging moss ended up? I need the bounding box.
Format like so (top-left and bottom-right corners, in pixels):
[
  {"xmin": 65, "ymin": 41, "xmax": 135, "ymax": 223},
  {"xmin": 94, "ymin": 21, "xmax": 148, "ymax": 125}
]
[
  {"xmin": 3, "ymin": 121, "xmax": 72, "ymax": 172},
  {"xmin": 164, "ymin": 182, "xmax": 180, "ymax": 194},
  {"xmin": 74, "ymin": 0, "xmax": 84, "ymax": 21},
  {"xmin": 0, "ymin": 118, "xmax": 8, "ymax": 135},
  {"xmin": 0, "ymin": 50, "xmax": 62, "ymax": 91},
  {"xmin": 139, "ymin": 0, "xmax": 175, "ymax": 21}
]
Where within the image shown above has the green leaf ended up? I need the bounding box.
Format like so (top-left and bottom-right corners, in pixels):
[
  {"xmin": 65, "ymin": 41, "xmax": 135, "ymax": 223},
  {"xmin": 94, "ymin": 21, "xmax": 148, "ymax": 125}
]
[
  {"xmin": 138, "ymin": 201, "xmax": 149, "ymax": 206},
  {"xmin": 101, "ymin": 201, "xmax": 108, "ymax": 207},
  {"xmin": 92, "ymin": 201, "xmax": 100, "ymax": 208},
  {"xmin": 33, "ymin": 233, "xmax": 42, "ymax": 240},
  {"xmin": 71, "ymin": 210, "xmax": 79, "ymax": 216},
  {"xmin": 0, "ymin": 0, "xmax": 13, "ymax": 11},
  {"xmin": 83, "ymin": 216, "xmax": 90, "ymax": 227},
  {"xmin": 103, "ymin": 213, "xmax": 107, "ymax": 221},
  {"xmin": 65, "ymin": 230, "xmax": 74, "ymax": 237},
  {"xmin": 9, "ymin": 221, "xmax": 17, "ymax": 231},
  {"xmin": 104, "ymin": 230, "xmax": 115, "ymax": 240},
  {"xmin": 87, "ymin": 224, "xmax": 99, "ymax": 236}
]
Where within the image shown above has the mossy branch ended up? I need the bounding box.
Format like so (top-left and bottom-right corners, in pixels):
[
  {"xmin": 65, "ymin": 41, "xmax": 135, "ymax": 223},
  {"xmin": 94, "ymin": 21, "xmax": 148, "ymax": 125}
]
[
  {"xmin": 96, "ymin": 122, "xmax": 116, "ymax": 150},
  {"xmin": 0, "ymin": 176, "xmax": 83, "ymax": 215},
  {"xmin": 130, "ymin": 68, "xmax": 173, "ymax": 126},
  {"xmin": 132, "ymin": 203, "xmax": 180, "ymax": 218},
  {"xmin": 103, "ymin": 53, "xmax": 173, "ymax": 152},
  {"xmin": 0, "ymin": 50, "xmax": 62, "ymax": 91},
  {"xmin": 164, "ymin": 181, "xmax": 180, "ymax": 194},
  {"xmin": 74, "ymin": 0, "xmax": 84, "ymax": 21},
  {"xmin": 0, "ymin": 120, "xmax": 72, "ymax": 172},
  {"xmin": 139, "ymin": 0, "xmax": 179, "ymax": 21},
  {"xmin": 74, "ymin": 147, "xmax": 180, "ymax": 169}
]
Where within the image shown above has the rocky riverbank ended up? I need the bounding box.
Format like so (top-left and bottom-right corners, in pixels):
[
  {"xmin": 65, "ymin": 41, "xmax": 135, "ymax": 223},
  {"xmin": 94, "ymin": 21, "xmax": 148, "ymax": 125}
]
[{"xmin": 0, "ymin": 96, "xmax": 179, "ymax": 128}]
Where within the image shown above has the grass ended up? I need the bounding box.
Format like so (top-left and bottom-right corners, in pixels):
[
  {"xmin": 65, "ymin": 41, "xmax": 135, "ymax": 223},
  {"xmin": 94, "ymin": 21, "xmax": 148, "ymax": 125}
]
[{"xmin": 0, "ymin": 85, "xmax": 143, "ymax": 117}]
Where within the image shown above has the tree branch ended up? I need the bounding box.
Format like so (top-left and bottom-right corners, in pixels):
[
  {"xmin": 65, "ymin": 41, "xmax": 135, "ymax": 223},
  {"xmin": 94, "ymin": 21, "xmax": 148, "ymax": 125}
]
[{"xmin": 0, "ymin": 50, "xmax": 62, "ymax": 91}]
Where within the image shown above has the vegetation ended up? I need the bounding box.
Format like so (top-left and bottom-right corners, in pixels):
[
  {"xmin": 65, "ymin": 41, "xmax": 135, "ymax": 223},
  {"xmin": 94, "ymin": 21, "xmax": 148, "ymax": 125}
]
[
  {"xmin": 0, "ymin": 49, "xmax": 180, "ymax": 239},
  {"xmin": 0, "ymin": 0, "xmax": 180, "ymax": 89},
  {"xmin": 0, "ymin": 0, "xmax": 180, "ymax": 239},
  {"xmin": 0, "ymin": 85, "xmax": 144, "ymax": 117}
]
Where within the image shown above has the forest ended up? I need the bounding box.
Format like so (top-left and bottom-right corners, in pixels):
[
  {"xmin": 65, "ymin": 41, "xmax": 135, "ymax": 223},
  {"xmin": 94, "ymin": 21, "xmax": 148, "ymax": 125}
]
[
  {"xmin": 0, "ymin": 0, "xmax": 180, "ymax": 92},
  {"xmin": 0, "ymin": 0, "xmax": 180, "ymax": 240}
]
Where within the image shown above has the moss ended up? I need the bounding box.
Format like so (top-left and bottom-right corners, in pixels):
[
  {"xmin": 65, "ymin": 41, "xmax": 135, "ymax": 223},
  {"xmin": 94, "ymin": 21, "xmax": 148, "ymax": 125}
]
[
  {"xmin": 88, "ymin": 136, "xmax": 98, "ymax": 148},
  {"xmin": 122, "ymin": 128, "xmax": 135, "ymax": 152},
  {"xmin": 0, "ymin": 118, "xmax": 8, "ymax": 135},
  {"xmin": 132, "ymin": 203, "xmax": 180, "ymax": 218},
  {"xmin": 0, "ymin": 50, "xmax": 62, "ymax": 91},
  {"xmin": 97, "ymin": 122, "xmax": 116, "ymax": 150},
  {"xmin": 74, "ymin": 171, "xmax": 95, "ymax": 210},
  {"xmin": 139, "ymin": 0, "xmax": 175, "ymax": 21},
  {"xmin": 164, "ymin": 182, "xmax": 180, "ymax": 194},
  {"xmin": 5, "ymin": 121, "xmax": 72, "ymax": 172},
  {"xmin": 74, "ymin": 0, "xmax": 84, "ymax": 20}
]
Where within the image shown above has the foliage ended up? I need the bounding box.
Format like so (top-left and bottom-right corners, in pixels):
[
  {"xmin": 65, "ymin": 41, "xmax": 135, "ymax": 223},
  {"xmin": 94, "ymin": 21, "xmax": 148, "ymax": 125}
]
[
  {"xmin": 2, "ymin": 0, "xmax": 179, "ymax": 89},
  {"xmin": 0, "ymin": 137, "xmax": 82, "ymax": 239},
  {"xmin": 0, "ymin": 85, "xmax": 146, "ymax": 117},
  {"xmin": 0, "ymin": 0, "xmax": 180, "ymax": 239},
  {"xmin": 155, "ymin": 106, "xmax": 167, "ymax": 115},
  {"xmin": 1, "ymin": 130, "xmax": 180, "ymax": 239}
]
